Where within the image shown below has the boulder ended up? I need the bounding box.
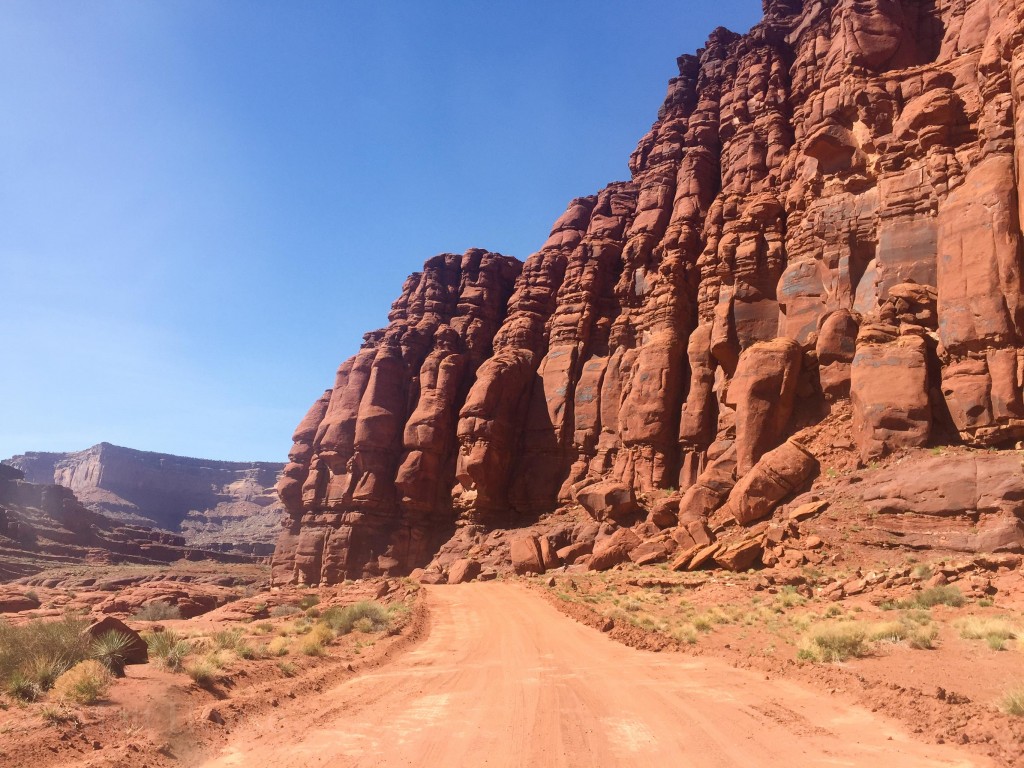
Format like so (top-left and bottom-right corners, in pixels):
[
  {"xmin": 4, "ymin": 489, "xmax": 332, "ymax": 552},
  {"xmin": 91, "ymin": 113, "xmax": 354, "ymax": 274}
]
[
  {"xmin": 720, "ymin": 440, "xmax": 818, "ymax": 525},
  {"xmin": 447, "ymin": 559, "xmax": 481, "ymax": 584},
  {"xmin": 588, "ymin": 528, "xmax": 641, "ymax": 572},
  {"xmin": 510, "ymin": 535, "xmax": 545, "ymax": 575},
  {"xmin": 574, "ymin": 481, "xmax": 641, "ymax": 523}
]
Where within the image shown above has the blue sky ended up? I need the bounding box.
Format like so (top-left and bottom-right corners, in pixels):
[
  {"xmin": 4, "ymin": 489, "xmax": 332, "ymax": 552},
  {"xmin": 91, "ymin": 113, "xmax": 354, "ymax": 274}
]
[{"xmin": 0, "ymin": 1, "xmax": 762, "ymax": 462}]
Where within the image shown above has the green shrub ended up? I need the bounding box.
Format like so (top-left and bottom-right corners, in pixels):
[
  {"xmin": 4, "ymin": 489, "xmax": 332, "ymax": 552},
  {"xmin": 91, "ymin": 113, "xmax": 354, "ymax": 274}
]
[
  {"xmin": 0, "ymin": 617, "xmax": 89, "ymax": 698},
  {"xmin": 319, "ymin": 602, "xmax": 391, "ymax": 636},
  {"xmin": 52, "ymin": 660, "xmax": 112, "ymax": 704},
  {"xmin": 211, "ymin": 629, "xmax": 244, "ymax": 652},
  {"xmin": 799, "ymin": 623, "xmax": 868, "ymax": 662},
  {"xmin": 270, "ymin": 604, "xmax": 299, "ymax": 618},
  {"xmin": 89, "ymin": 631, "xmax": 135, "ymax": 675},
  {"xmin": 277, "ymin": 661, "xmax": 297, "ymax": 677},
  {"xmin": 913, "ymin": 586, "xmax": 965, "ymax": 608},
  {"xmin": 145, "ymin": 630, "xmax": 191, "ymax": 671},
  {"xmin": 298, "ymin": 594, "xmax": 320, "ymax": 610},
  {"xmin": 133, "ymin": 601, "xmax": 181, "ymax": 621}
]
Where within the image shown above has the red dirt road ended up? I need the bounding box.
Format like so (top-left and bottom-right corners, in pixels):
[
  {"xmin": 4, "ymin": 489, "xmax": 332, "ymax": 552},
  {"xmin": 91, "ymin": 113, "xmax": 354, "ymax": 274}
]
[{"xmin": 201, "ymin": 583, "xmax": 990, "ymax": 768}]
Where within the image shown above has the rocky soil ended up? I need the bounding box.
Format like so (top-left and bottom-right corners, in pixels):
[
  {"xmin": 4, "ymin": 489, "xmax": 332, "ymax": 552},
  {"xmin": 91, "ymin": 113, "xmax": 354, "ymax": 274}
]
[{"xmin": 0, "ymin": 563, "xmax": 422, "ymax": 768}]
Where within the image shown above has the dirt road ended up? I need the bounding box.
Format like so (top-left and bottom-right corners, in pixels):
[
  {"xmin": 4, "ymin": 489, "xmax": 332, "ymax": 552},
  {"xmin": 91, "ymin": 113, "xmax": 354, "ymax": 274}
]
[{"xmin": 200, "ymin": 582, "xmax": 989, "ymax": 768}]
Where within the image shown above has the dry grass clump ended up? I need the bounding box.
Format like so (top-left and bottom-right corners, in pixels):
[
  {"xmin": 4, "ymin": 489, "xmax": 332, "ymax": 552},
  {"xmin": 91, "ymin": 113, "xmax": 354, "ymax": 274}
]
[
  {"xmin": 299, "ymin": 624, "xmax": 334, "ymax": 656},
  {"xmin": 185, "ymin": 658, "xmax": 219, "ymax": 687},
  {"xmin": 907, "ymin": 623, "xmax": 939, "ymax": 649},
  {"xmin": 52, "ymin": 660, "xmax": 112, "ymax": 704},
  {"xmin": 133, "ymin": 601, "xmax": 181, "ymax": 621},
  {"xmin": 1003, "ymin": 686, "xmax": 1024, "ymax": 717},
  {"xmin": 319, "ymin": 601, "xmax": 391, "ymax": 636},
  {"xmin": 211, "ymin": 629, "xmax": 244, "ymax": 652},
  {"xmin": 145, "ymin": 630, "xmax": 191, "ymax": 671},
  {"xmin": 798, "ymin": 623, "xmax": 868, "ymax": 662},
  {"xmin": 957, "ymin": 617, "xmax": 1018, "ymax": 651},
  {"xmin": 266, "ymin": 637, "xmax": 290, "ymax": 657},
  {"xmin": 0, "ymin": 617, "xmax": 89, "ymax": 701}
]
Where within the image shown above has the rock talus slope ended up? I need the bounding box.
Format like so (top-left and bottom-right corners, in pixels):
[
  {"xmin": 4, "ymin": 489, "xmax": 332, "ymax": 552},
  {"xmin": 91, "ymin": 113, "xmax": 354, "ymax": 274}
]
[{"xmin": 274, "ymin": 0, "xmax": 1024, "ymax": 584}]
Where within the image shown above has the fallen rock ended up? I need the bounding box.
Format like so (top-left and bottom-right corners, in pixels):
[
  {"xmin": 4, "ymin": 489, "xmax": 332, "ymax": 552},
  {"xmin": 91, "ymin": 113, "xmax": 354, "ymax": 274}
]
[
  {"xmin": 574, "ymin": 481, "xmax": 641, "ymax": 524},
  {"xmin": 511, "ymin": 536, "xmax": 545, "ymax": 575},
  {"xmin": 588, "ymin": 528, "xmax": 641, "ymax": 572},
  {"xmin": 714, "ymin": 539, "xmax": 763, "ymax": 572},
  {"xmin": 447, "ymin": 559, "xmax": 481, "ymax": 584},
  {"xmin": 720, "ymin": 440, "xmax": 818, "ymax": 525}
]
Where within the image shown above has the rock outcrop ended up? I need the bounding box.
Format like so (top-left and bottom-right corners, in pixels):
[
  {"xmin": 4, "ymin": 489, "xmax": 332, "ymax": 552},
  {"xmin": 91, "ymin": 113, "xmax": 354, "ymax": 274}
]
[
  {"xmin": 273, "ymin": 0, "xmax": 1024, "ymax": 583},
  {"xmin": 5, "ymin": 443, "xmax": 284, "ymax": 555},
  {"xmin": 0, "ymin": 465, "xmax": 255, "ymax": 581}
]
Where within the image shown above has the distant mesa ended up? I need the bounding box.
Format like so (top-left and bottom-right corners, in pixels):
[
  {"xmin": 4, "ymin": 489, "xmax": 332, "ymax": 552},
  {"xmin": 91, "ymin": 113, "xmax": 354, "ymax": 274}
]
[{"xmin": 3, "ymin": 443, "xmax": 285, "ymax": 557}]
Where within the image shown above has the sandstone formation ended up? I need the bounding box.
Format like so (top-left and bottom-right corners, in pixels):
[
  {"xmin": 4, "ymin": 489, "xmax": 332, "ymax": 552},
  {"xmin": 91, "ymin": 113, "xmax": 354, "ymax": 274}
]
[
  {"xmin": 0, "ymin": 464, "xmax": 255, "ymax": 581},
  {"xmin": 5, "ymin": 443, "xmax": 284, "ymax": 555},
  {"xmin": 273, "ymin": 0, "xmax": 1024, "ymax": 583}
]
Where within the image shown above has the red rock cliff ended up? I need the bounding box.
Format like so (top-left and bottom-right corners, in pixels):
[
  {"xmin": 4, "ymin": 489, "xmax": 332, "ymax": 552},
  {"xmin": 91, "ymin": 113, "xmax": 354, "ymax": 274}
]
[{"xmin": 273, "ymin": 0, "xmax": 1024, "ymax": 584}]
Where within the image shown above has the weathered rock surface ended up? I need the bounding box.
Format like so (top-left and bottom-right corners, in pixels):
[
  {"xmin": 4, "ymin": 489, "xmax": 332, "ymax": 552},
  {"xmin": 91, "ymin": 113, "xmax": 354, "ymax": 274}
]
[
  {"xmin": 5, "ymin": 443, "xmax": 284, "ymax": 555},
  {"xmin": 273, "ymin": 0, "xmax": 1024, "ymax": 582},
  {"xmin": 0, "ymin": 468, "xmax": 256, "ymax": 583}
]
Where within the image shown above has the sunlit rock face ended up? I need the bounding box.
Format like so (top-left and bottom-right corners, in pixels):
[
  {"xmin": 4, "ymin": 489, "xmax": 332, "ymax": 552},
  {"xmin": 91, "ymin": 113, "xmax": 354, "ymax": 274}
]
[{"xmin": 273, "ymin": 0, "xmax": 1024, "ymax": 583}]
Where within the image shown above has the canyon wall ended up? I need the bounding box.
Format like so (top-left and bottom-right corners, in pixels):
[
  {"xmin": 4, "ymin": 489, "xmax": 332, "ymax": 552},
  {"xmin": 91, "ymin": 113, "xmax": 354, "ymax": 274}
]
[
  {"xmin": 5, "ymin": 443, "xmax": 284, "ymax": 555},
  {"xmin": 273, "ymin": 0, "xmax": 1024, "ymax": 583}
]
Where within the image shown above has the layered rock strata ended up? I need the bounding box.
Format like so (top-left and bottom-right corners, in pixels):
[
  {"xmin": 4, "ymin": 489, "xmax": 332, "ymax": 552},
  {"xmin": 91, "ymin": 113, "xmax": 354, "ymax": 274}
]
[
  {"xmin": 0, "ymin": 464, "xmax": 254, "ymax": 582},
  {"xmin": 274, "ymin": 0, "xmax": 1024, "ymax": 583},
  {"xmin": 5, "ymin": 443, "xmax": 284, "ymax": 555}
]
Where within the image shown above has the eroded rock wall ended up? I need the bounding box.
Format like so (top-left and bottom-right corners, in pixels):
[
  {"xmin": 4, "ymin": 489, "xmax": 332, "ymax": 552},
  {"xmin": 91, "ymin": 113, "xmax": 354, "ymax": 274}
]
[{"xmin": 274, "ymin": 0, "xmax": 1024, "ymax": 582}]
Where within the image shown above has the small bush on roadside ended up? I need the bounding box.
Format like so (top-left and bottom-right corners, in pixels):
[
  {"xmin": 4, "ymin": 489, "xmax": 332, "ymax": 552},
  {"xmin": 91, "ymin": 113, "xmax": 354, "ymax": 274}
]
[
  {"xmin": 798, "ymin": 623, "xmax": 868, "ymax": 662},
  {"xmin": 912, "ymin": 586, "xmax": 965, "ymax": 608},
  {"xmin": 252, "ymin": 622, "xmax": 274, "ymax": 635},
  {"xmin": 868, "ymin": 621, "xmax": 907, "ymax": 643},
  {"xmin": 145, "ymin": 630, "xmax": 191, "ymax": 671},
  {"xmin": 185, "ymin": 659, "xmax": 218, "ymax": 687},
  {"xmin": 235, "ymin": 642, "xmax": 261, "ymax": 660},
  {"xmin": 957, "ymin": 618, "xmax": 1017, "ymax": 651},
  {"xmin": 319, "ymin": 601, "xmax": 390, "ymax": 636},
  {"xmin": 211, "ymin": 629, "xmax": 244, "ymax": 652},
  {"xmin": 278, "ymin": 661, "xmax": 297, "ymax": 677},
  {"xmin": 40, "ymin": 703, "xmax": 78, "ymax": 724},
  {"xmin": 52, "ymin": 660, "xmax": 112, "ymax": 704},
  {"xmin": 907, "ymin": 624, "xmax": 939, "ymax": 650},
  {"xmin": 133, "ymin": 601, "xmax": 181, "ymax": 621},
  {"xmin": 298, "ymin": 594, "xmax": 320, "ymax": 610},
  {"xmin": 270, "ymin": 604, "xmax": 299, "ymax": 618}
]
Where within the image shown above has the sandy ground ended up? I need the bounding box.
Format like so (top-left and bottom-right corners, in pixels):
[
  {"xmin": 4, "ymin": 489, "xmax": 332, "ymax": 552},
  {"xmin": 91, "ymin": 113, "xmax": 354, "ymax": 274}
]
[{"xmin": 199, "ymin": 583, "xmax": 991, "ymax": 768}]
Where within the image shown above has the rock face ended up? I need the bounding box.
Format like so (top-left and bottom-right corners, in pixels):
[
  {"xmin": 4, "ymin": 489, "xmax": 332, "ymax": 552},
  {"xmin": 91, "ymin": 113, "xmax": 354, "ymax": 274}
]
[
  {"xmin": 273, "ymin": 0, "xmax": 1024, "ymax": 583},
  {"xmin": 5, "ymin": 443, "xmax": 284, "ymax": 555},
  {"xmin": 0, "ymin": 466, "xmax": 256, "ymax": 581}
]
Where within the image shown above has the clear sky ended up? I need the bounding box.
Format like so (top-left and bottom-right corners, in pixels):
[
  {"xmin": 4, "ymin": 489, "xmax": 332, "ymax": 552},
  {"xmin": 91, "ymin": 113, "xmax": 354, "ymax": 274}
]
[{"xmin": 1, "ymin": 0, "xmax": 763, "ymax": 462}]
